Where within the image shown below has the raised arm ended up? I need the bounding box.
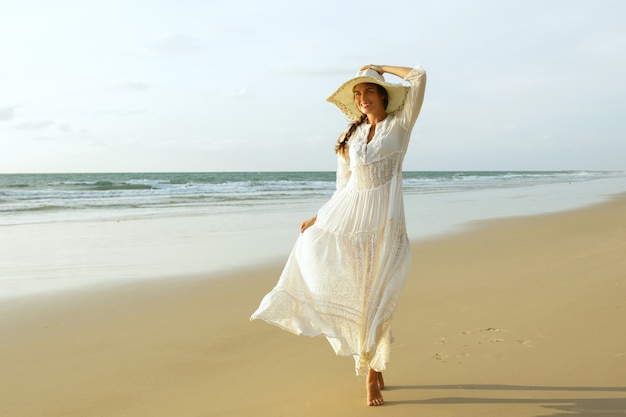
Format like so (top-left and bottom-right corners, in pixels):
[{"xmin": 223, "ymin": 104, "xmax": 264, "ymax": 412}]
[{"xmin": 360, "ymin": 64, "xmax": 413, "ymax": 80}]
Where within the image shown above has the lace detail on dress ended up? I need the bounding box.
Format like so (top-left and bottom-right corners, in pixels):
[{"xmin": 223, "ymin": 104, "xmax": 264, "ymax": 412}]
[{"xmin": 350, "ymin": 153, "xmax": 400, "ymax": 191}]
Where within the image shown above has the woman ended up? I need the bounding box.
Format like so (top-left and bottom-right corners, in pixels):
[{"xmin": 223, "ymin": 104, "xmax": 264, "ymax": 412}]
[{"xmin": 251, "ymin": 63, "xmax": 426, "ymax": 406}]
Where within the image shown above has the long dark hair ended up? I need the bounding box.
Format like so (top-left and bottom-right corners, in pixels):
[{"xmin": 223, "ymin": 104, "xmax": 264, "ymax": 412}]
[{"xmin": 335, "ymin": 84, "xmax": 388, "ymax": 157}]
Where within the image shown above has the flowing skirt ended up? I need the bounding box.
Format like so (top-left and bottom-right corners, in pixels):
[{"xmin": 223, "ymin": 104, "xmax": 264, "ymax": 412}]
[{"xmin": 251, "ymin": 167, "xmax": 410, "ymax": 375}]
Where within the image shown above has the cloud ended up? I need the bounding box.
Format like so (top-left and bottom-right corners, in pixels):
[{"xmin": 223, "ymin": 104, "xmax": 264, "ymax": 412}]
[
  {"xmin": 0, "ymin": 105, "xmax": 19, "ymax": 121},
  {"xmin": 275, "ymin": 66, "xmax": 354, "ymax": 77},
  {"xmin": 576, "ymin": 29, "xmax": 626, "ymax": 62},
  {"xmin": 13, "ymin": 120, "xmax": 76, "ymax": 134},
  {"xmin": 110, "ymin": 81, "xmax": 151, "ymax": 92},
  {"xmin": 96, "ymin": 108, "xmax": 148, "ymax": 117},
  {"xmin": 224, "ymin": 88, "xmax": 250, "ymax": 99},
  {"xmin": 30, "ymin": 135, "xmax": 60, "ymax": 142},
  {"xmin": 16, "ymin": 120, "xmax": 54, "ymax": 130},
  {"xmin": 153, "ymin": 34, "xmax": 205, "ymax": 56}
]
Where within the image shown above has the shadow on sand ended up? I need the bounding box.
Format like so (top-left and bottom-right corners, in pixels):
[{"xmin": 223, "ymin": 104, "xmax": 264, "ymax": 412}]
[{"xmin": 384, "ymin": 384, "xmax": 626, "ymax": 417}]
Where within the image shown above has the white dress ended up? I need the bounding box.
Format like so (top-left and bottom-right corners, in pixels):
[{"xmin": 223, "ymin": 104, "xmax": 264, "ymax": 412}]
[{"xmin": 251, "ymin": 66, "xmax": 426, "ymax": 375}]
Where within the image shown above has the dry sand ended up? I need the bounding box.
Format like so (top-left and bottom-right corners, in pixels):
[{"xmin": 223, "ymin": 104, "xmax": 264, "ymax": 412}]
[{"xmin": 1, "ymin": 194, "xmax": 625, "ymax": 416}]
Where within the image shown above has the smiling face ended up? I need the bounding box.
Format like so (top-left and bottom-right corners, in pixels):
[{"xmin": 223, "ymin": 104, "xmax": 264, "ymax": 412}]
[{"xmin": 353, "ymin": 83, "xmax": 388, "ymax": 117}]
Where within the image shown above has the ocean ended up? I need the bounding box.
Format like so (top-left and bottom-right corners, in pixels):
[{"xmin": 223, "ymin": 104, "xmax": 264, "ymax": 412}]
[
  {"xmin": 1, "ymin": 171, "xmax": 623, "ymax": 226},
  {"xmin": 2, "ymin": 170, "xmax": 626, "ymax": 299}
]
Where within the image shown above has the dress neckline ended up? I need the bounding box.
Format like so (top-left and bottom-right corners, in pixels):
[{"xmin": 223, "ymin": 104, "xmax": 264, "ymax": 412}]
[{"xmin": 364, "ymin": 117, "xmax": 388, "ymax": 145}]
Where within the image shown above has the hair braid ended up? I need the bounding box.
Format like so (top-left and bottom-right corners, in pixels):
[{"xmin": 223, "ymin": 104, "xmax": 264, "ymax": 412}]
[{"xmin": 335, "ymin": 114, "xmax": 367, "ymax": 157}]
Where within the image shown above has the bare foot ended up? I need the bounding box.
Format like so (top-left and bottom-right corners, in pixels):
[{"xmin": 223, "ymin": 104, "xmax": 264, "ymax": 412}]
[{"xmin": 366, "ymin": 369, "xmax": 384, "ymax": 406}]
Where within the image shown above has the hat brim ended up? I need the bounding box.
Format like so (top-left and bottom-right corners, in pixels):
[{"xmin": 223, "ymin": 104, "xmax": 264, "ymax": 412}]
[{"xmin": 326, "ymin": 75, "xmax": 409, "ymax": 122}]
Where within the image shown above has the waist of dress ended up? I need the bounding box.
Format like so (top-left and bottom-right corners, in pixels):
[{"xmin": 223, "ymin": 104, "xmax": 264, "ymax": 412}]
[{"xmin": 348, "ymin": 155, "xmax": 402, "ymax": 190}]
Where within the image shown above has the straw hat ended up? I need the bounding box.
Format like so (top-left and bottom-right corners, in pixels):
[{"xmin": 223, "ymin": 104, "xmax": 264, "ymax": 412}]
[{"xmin": 326, "ymin": 68, "xmax": 410, "ymax": 122}]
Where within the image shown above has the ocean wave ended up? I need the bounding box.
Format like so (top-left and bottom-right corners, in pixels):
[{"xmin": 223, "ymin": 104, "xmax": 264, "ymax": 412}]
[
  {"xmin": 90, "ymin": 183, "xmax": 155, "ymax": 191},
  {"xmin": 0, "ymin": 204, "xmax": 66, "ymax": 213},
  {"xmin": 1, "ymin": 171, "xmax": 623, "ymax": 225}
]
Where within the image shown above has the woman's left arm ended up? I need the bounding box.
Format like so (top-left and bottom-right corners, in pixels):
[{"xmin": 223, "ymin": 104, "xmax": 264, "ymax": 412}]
[{"xmin": 361, "ymin": 65, "xmax": 413, "ymax": 80}]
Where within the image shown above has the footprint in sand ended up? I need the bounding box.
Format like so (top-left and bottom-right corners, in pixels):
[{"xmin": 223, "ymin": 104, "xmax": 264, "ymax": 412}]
[
  {"xmin": 433, "ymin": 328, "xmax": 533, "ymax": 364},
  {"xmin": 463, "ymin": 327, "xmax": 511, "ymax": 335},
  {"xmin": 464, "ymin": 327, "xmax": 514, "ymax": 344},
  {"xmin": 455, "ymin": 351, "xmax": 470, "ymax": 363},
  {"xmin": 516, "ymin": 339, "xmax": 534, "ymax": 347},
  {"xmin": 435, "ymin": 337, "xmax": 447, "ymax": 345}
]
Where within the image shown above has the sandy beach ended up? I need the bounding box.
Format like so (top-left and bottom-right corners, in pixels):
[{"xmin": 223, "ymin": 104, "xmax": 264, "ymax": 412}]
[{"xmin": 1, "ymin": 194, "xmax": 625, "ymax": 417}]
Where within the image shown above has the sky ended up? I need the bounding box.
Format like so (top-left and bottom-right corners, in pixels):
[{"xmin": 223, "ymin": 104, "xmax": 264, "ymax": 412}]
[{"xmin": 1, "ymin": 0, "xmax": 625, "ymax": 173}]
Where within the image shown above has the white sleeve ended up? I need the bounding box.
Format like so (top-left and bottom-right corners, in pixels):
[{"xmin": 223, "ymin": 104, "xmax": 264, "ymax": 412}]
[
  {"xmin": 335, "ymin": 153, "xmax": 351, "ymax": 190},
  {"xmin": 396, "ymin": 65, "xmax": 427, "ymax": 132}
]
